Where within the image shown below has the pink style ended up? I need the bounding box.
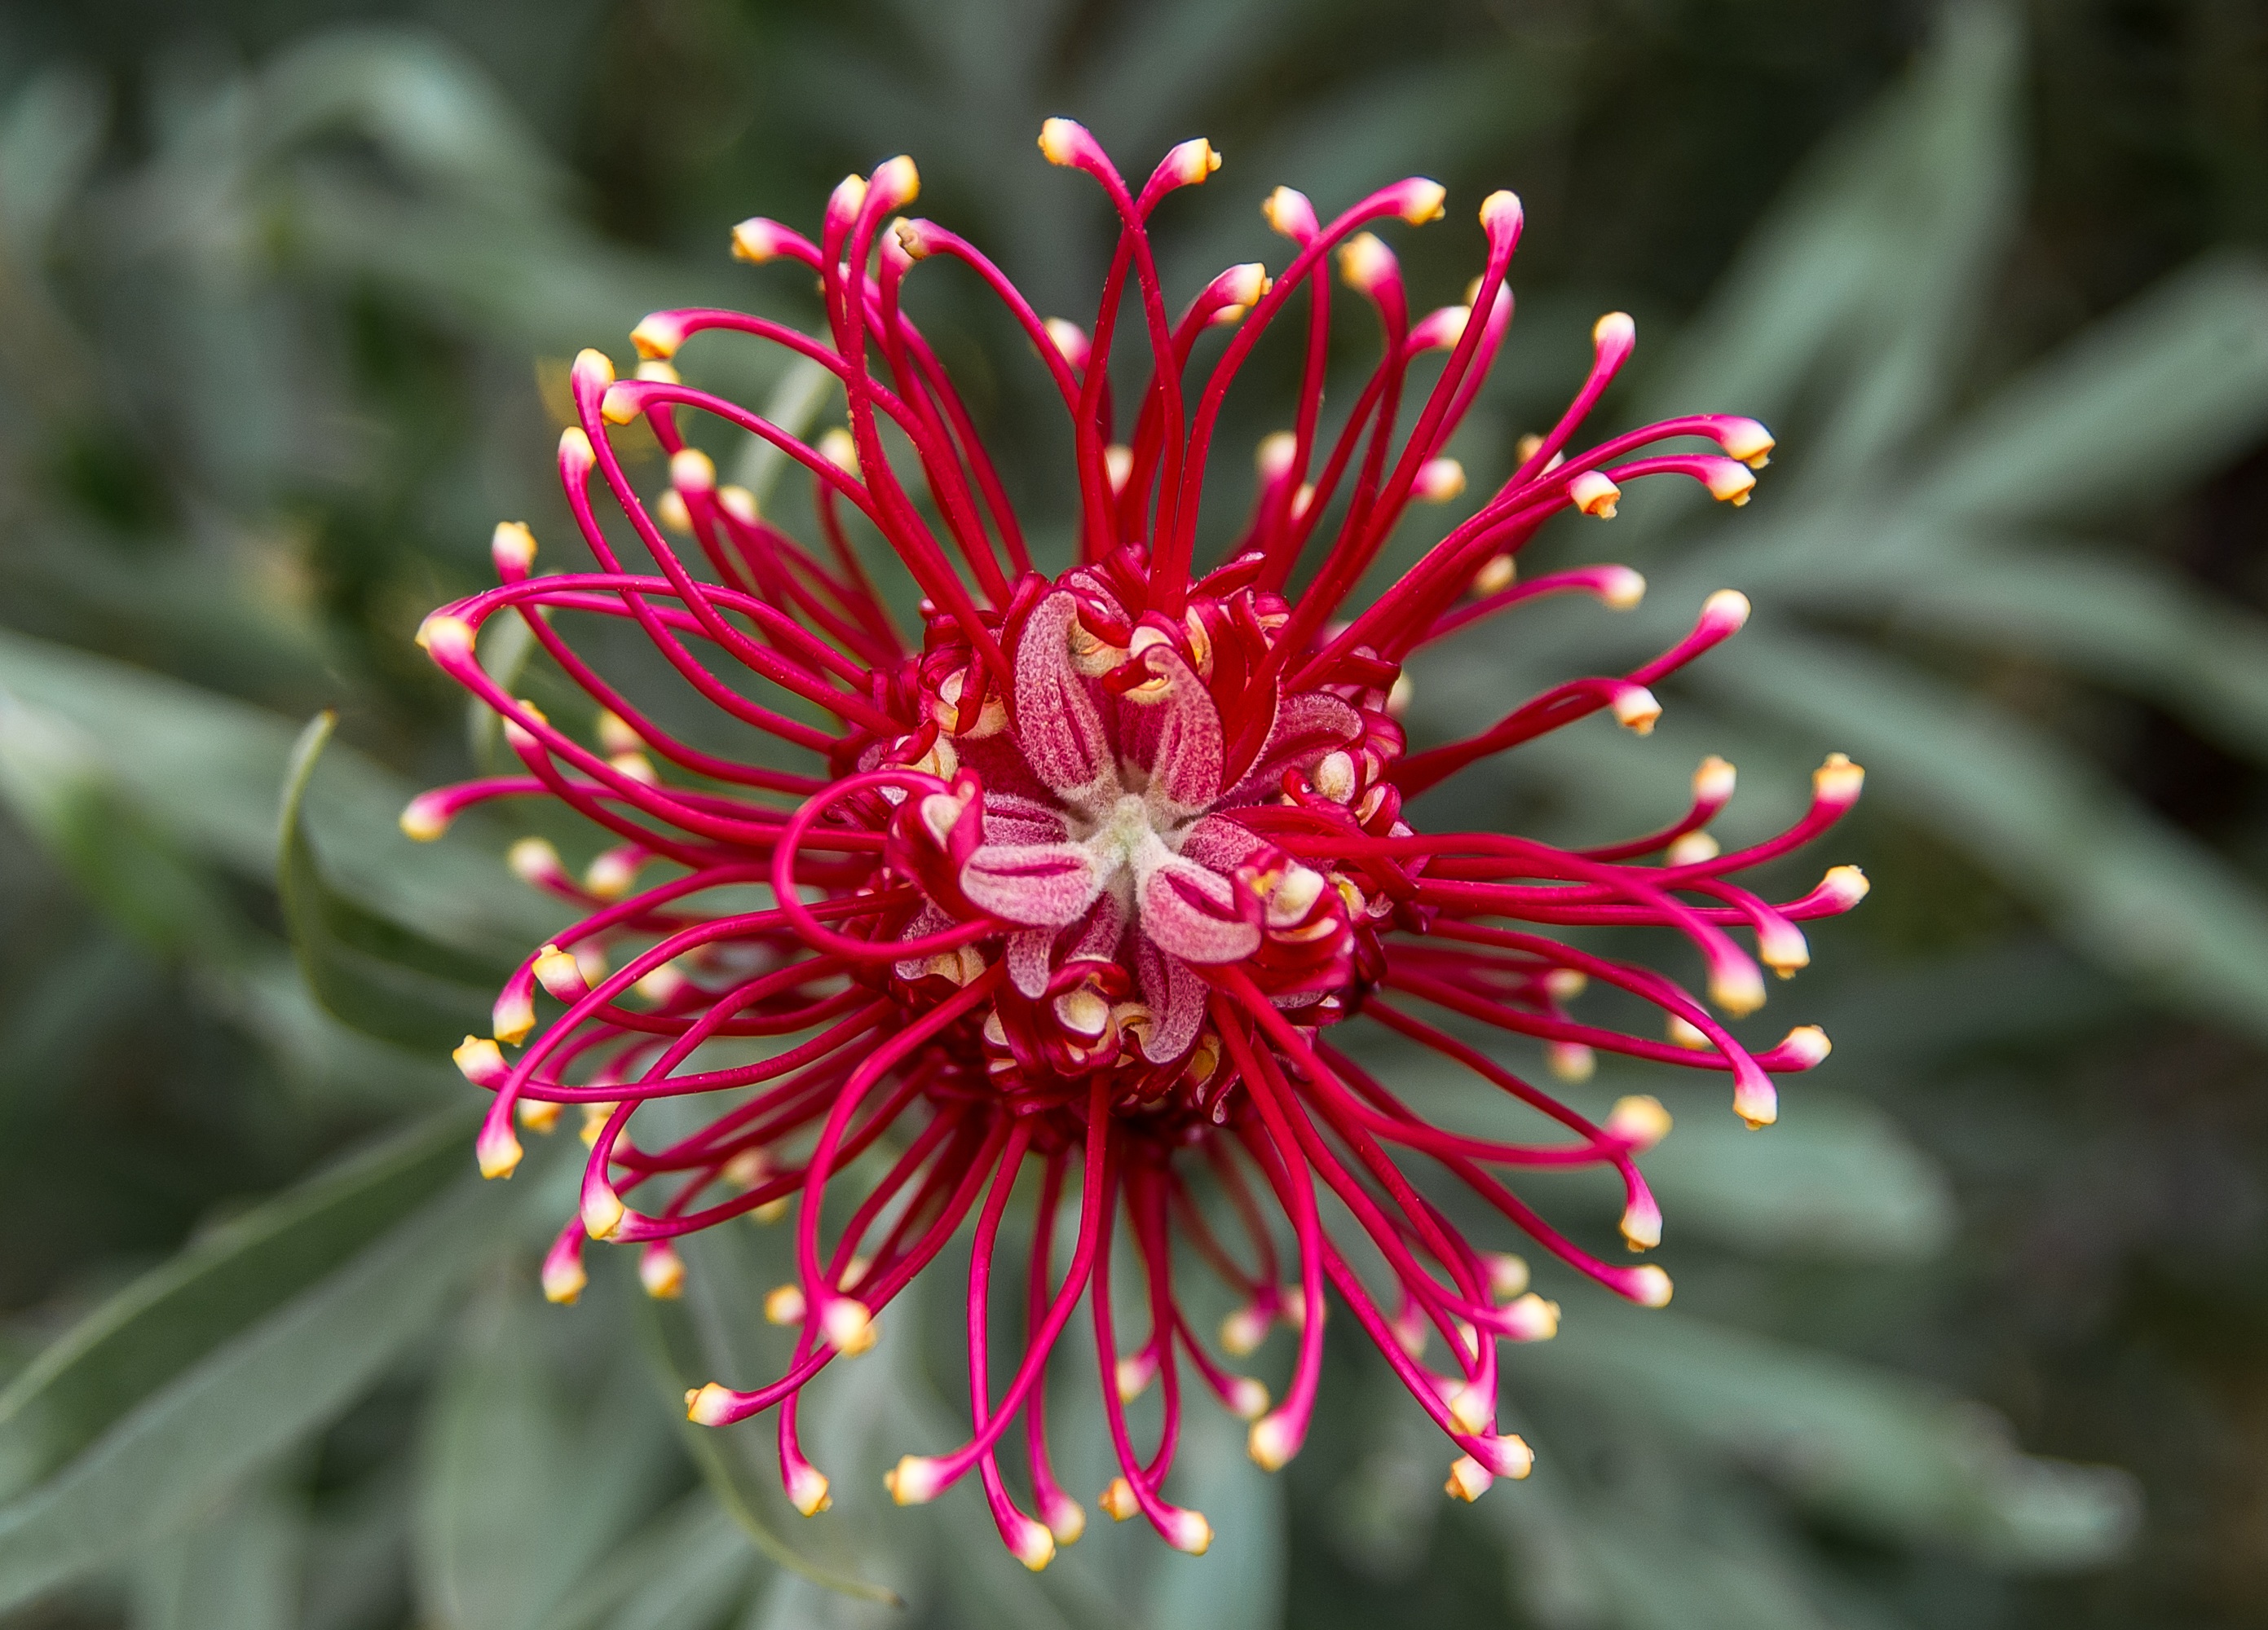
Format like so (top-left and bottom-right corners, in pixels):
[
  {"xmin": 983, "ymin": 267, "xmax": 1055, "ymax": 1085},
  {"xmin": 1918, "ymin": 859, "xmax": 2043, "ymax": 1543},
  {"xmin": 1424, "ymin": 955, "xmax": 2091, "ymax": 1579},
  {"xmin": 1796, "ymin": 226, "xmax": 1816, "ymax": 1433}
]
[{"xmin": 407, "ymin": 119, "xmax": 1866, "ymax": 1570}]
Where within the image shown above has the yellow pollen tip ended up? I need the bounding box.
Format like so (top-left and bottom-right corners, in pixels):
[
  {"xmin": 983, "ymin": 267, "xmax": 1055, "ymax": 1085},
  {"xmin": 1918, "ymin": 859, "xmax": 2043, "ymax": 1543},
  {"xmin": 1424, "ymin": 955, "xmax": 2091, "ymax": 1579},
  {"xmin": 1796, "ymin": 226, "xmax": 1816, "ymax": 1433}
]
[
  {"xmin": 415, "ymin": 613, "xmax": 474, "ymax": 659},
  {"xmin": 1612, "ymin": 686, "xmax": 1661, "ymax": 734},
  {"xmin": 1099, "ymin": 1477, "xmax": 1140, "ymax": 1522},
  {"xmin": 1694, "ymin": 754, "xmax": 1737, "ymax": 803},
  {"xmin": 1247, "ymin": 1412, "xmax": 1299, "ymax": 1471},
  {"xmin": 1592, "ymin": 311, "xmax": 1635, "ymax": 350},
  {"xmin": 1710, "ymin": 962, "xmax": 1767, "ymax": 1017},
  {"xmin": 685, "ymin": 1382, "xmax": 736, "ymax": 1425},
  {"xmin": 1704, "ymin": 588, "xmax": 1753, "ymax": 632},
  {"xmin": 1605, "ymin": 1094, "xmax": 1672, "ymax": 1149},
  {"xmin": 452, "ymin": 1034, "xmax": 505, "ymax": 1082},
  {"xmin": 639, "ymin": 1245, "xmax": 686, "ymax": 1299},
  {"xmin": 1449, "ymin": 1383, "xmax": 1494, "ymax": 1434},
  {"xmin": 1545, "ymin": 1041, "xmax": 1595, "ymax": 1082},
  {"xmin": 1707, "ymin": 462, "xmax": 1758, "ymax": 504},
  {"xmin": 476, "ymin": 1126, "xmax": 523, "ymax": 1181},
  {"xmin": 885, "ymin": 1454, "xmax": 945, "ymax": 1505},
  {"xmin": 629, "ymin": 315, "xmax": 682, "ymax": 360},
  {"xmin": 1446, "ymin": 1456, "xmax": 1493, "ymax": 1502},
  {"xmin": 581, "ymin": 1183, "xmax": 625, "ymax": 1240},
  {"xmin": 822, "ymin": 1297, "xmax": 876, "ymax": 1355},
  {"xmin": 1570, "ymin": 469, "xmax": 1622, "ymax": 518},
  {"xmin": 1167, "ymin": 1509, "xmax": 1212, "ymax": 1556},
  {"xmin": 1720, "ymin": 417, "xmax": 1775, "ymax": 466},
  {"xmin": 1398, "ymin": 178, "xmax": 1448, "ymax": 224},
  {"xmin": 490, "ymin": 520, "xmax": 537, "ymax": 573},
  {"xmin": 541, "ymin": 1257, "xmax": 585, "ymax": 1305},
  {"xmin": 1629, "ymin": 1265, "xmax": 1675, "ymax": 1307},
  {"xmin": 1814, "ymin": 751, "xmax": 1866, "ymax": 804},
  {"xmin": 872, "ymin": 154, "xmax": 920, "ymax": 205},
  {"xmin": 599, "ymin": 383, "xmax": 642, "ymax": 425},
  {"xmin": 516, "ymin": 1098, "xmax": 560, "ymax": 1134},
  {"xmin": 1037, "ymin": 117, "xmax": 1086, "ymax": 166},
  {"xmin": 1415, "ymin": 456, "xmax": 1466, "ymax": 502},
  {"xmin": 1474, "ymin": 553, "xmax": 1516, "ymax": 596},
  {"xmin": 399, "ymin": 797, "xmax": 449, "ymax": 842},
  {"xmin": 571, "ymin": 347, "xmax": 616, "ymax": 390},
  {"xmin": 787, "ymin": 1465, "xmax": 832, "ymax": 1517},
  {"xmin": 1485, "ymin": 1252, "xmax": 1530, "ymax": 1300},
  {"xmin": 1011, "ymin": 1521, "xmax": 1057, "ymax": 1571}
]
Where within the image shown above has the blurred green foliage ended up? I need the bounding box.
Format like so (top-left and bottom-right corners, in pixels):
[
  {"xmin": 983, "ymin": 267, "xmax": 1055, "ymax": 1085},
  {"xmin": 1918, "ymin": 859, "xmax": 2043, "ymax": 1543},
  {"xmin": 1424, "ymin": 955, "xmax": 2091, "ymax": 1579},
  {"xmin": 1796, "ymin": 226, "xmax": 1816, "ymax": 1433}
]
[{"xmin": 0, "ymin": 1, "xmax": 2266, "ymax": 1627}]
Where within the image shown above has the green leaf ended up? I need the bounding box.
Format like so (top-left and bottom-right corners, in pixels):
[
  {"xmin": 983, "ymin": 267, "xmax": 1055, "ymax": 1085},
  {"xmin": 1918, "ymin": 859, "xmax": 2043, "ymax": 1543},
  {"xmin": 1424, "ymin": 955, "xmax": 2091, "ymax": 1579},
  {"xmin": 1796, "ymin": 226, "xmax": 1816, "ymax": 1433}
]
[
  {"xmin": 415, "ymin": 1275, "xmax": 681, "ymax": 1630},
  {"xmin": 530, "ymin": 1493, "xmax": 756, "ymax": 1630},
  {"xmin": 0, "ymin": 1108, "xmax": 534, "ymax": 1612},
  {"xmin": 279, "ymin": 711, "xmax": 514, "ymax": 1051},
  {"xmin": 0, "ymin": 628, "xmax": 554, "ymax": 951},
  {"xmin": 1521, "ymin": 1306, "xmax": 2138, "ymax": 1568},
  {"xmin": 129, "ymin": 1478, "xmax": 304, "ymax": 1630},
  {"xmin": 1706, "ymin": 626, "xmax": 2268, "ymax": 1041},
  {"xmin": 1920, "ymin": 255, "xmax": 2268, "ymax": 522},
  {"xmin": 0, "ymin": 1105, "xmax": 478, "ymax": 1503}
]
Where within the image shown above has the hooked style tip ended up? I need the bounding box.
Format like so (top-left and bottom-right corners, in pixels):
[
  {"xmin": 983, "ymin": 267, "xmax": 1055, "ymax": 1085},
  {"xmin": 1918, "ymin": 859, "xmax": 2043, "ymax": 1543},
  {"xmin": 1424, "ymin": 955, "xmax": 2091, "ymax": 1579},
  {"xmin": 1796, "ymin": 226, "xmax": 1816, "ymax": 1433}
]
[
  {"xmin": 1009, "ymin": 1514, "xmax": 1057, "ymax": 1571},
  {"xmin": 1627, "ymin": 1265, "xmax": 1675, "ymax": 1307},
  {"xmin": 491, "ymin": 520, "xmax": 537, "ymax": 575},
  {"xmin": 1619, "ymin": 1192, "xmax": 1664, "ymax": 1250},
  {"xmin": 1485, "ymin": 1251, "xmax": 1530, "ymax": 1300},
  {"xmin": 1779, "ymin": 1024, "xmax": 1833, "ymax": 1066},
  {"xmin": 1164, "ymin": 1508, "xmax": 1213, "ymax": 1556},
  {"xmin": 1262, "ymin": 185, "xmax": 1318, "ymax": 240},
  {"xmin": 885, "ymin": 1453, "xmax": 946, "ymax": 1505},
  {"xmin": 638, "ymin": 1243, "xmax": 686, "ymax": 1299},
  {"xmin": 476, "ymin": 1119, "xmax": 523, "ymax": 1180},
  {"xmin": 1247, "ymin": 1411, "xmax": 1302, "ymax": 1471},
  {"xmin": 1611, "ymin": 685, "xmax": 1661, "ymax": 734},
  {"xmin": 1396, "ymin": 178, "xmax": 1448, "ymax": 225},
  {"xmin": 629, "ymin": 312, "xmax": 687, "ymax": 361},
  {"xmin": 1037, "ymin": 117, "xmax": 1091, "ymax": 167},
  {"xmin": 1501, "ymin": 1292, "xmax": 1560, "ymax": 1342},
  {"xmin": 1479, "ymin": 187, "xmax": 1523, "ymax": 238},
  {"xmin": 1814, "ymin": 751, "xmax": 1865, "ymax": 806},
  {"xmin": 1544, "ymin": 1041, "xmax": 1595, "ymax": 1082},
  {"xmin": 1702, "ymin": 588, "xmax": 1753, "ymax": 634},
  {"xmin": 786, "ymin": 1461, "xmax": 833, "ymax": 1517},
  {"xmin": 1415, "ymin": 456, "xmax": 1467, "ymax": 503},
  {"xmin": 1605, "ymin": 1094, "xmax": 1672, "ymax": 1151},
  {"xmin": 730, "ymin": 217, "xmax": 794, "ymax": 262},
  {"xmin": 541, "ymin": 1244, "xmax": 587, "ymax": 1306},
  {"xmin": 1099, "ymin": 1477, "xmax": 1141, "ymax": 1522},
  {"xmin": 1570, "ymin": 469, "xmax": 1622, "ymax": 518},
  {"xmin": 822, "ymin": 1297, "xmax": 876, "ymax": 1355},
  {"xmin": 870, "ymin": 154, "xmax": 920, "ymax": 209},
  {"xmin": 415, "ymin": 613, "xmax": 474, "ymax": 663},
  {"xmin": 581, "ymin": 1180, "xmax": 625, "ymax": 1240},
  {"xmin": 399, "ymin": 792, "xmax": 451, "ymax": 842},
  {"xmin": 1338, "ymin": 231, "xmax": 1397, "ymax": 295},
  {"xmin": 1693, "ymin": 754, "xmax": 1737, "ymax": 804},
  {"xmin": 686, "ymin": 1382, "xmax": 738, "ymax": 1426},
  {"xmin": 1043, "ymin": 1491, "xmax": 1088, "ymax": 1545},
  {"xmin": 452, "ymin": 1034, "xmax": 509, "ymax": 1089},
  {"xmin": 1592, "ymin": 310, "xmax": 1636, "ymax": 357},
  {"xmin": 1445, "ymin": 1455, "xmax": 1494, "ymax": 1502},
  {"xmin": 1719, "ymin": 416, "xmax": 1775, "ymax": 467},
  {"xmin": 1165, "ymin": 136, "xmax": 1221, "ymax": 186}
]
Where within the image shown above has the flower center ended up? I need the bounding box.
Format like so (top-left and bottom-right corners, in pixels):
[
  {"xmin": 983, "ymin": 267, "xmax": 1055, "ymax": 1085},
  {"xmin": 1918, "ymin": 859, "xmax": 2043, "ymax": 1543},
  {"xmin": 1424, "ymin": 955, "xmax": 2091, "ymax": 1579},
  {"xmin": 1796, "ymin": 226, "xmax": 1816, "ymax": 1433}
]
[{"xmin": 870, "ymin": 563, "xmax": 1414, "ymax": 1102}]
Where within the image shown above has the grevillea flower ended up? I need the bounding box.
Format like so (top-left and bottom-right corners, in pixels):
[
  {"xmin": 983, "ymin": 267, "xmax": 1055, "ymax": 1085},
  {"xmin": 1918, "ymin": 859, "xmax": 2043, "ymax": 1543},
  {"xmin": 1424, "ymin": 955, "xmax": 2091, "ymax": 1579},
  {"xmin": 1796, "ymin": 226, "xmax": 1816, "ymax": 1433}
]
[{"xmin": 408, "ymin": 122, "xmax": 1866, "ymax": 1568}]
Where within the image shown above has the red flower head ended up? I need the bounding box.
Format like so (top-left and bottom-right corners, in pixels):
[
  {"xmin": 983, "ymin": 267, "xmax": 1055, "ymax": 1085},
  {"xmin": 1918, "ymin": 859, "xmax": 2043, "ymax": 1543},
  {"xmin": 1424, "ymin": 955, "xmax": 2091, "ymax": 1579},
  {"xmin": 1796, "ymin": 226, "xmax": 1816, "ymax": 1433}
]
[{"xmin": 409, "ymin": 122, "xmax": 1864, "ymax": 1568}]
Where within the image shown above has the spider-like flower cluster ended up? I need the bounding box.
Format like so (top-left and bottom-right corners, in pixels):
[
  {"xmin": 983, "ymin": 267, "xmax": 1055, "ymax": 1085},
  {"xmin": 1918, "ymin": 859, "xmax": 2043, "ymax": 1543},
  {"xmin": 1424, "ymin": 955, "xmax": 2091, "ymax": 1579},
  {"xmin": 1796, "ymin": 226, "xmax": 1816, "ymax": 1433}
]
[{"xmin": 409, "ymin": 121, "xmax": 1864, "ymax": 1567}]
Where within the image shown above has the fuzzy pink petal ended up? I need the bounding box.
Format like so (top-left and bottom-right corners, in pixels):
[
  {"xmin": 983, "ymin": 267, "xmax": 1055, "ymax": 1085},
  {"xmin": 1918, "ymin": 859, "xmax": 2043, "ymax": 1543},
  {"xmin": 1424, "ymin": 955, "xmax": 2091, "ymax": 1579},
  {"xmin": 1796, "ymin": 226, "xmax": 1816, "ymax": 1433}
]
[
  {"xmin": 1137, "ymin": 936, "xmax": 1207, "ymax": 1063},
  {"xmin": 1139, "ymin": 856, "xmax": 1261, "ymax": 963},
  {"xmin": 1131, "ymin": 648, "xmax": 1225, "ymax": 815},
  {"xmin": 1177, "ymin": 813, "xmax": 1269, "ymax": 874},
  {"xmin": 1007, "ymin": 927, "xmax": 1057, "ymax": 997},
  {"xmin": 962, "ymin": 842, "xmax": 1104, "ymax": 927},
  {"xmin": 1013, "ymin": 592, "xmax": 1115, "ymax": 797}
]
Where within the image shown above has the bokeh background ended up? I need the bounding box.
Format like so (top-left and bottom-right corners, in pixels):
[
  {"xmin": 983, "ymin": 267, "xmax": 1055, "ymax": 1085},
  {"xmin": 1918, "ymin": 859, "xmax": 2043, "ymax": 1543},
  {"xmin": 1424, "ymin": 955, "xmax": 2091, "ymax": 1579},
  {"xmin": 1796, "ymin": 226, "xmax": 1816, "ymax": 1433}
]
[{"xmin": 1, "ymin": 1, "xmax": 2266, "ymax": 1627}]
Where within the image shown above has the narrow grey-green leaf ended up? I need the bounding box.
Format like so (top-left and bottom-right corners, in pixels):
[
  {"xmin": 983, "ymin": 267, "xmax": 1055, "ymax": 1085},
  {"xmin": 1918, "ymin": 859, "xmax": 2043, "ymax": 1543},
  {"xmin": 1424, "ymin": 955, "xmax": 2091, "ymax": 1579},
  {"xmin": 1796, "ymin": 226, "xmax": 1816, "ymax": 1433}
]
[
  {"xmin": 0, "ymin": 1104, "xmax": 477, "ymax": 1503},
  {"xmin": 0, "ymin": 1121, "xmax": 537, "ymax": 1610}
]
